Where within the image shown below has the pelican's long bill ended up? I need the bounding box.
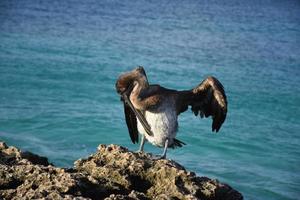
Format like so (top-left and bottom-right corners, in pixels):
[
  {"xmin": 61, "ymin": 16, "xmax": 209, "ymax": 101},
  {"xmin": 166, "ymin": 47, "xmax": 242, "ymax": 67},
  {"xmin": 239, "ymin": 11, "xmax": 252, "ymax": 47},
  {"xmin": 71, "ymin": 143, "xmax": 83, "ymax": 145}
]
[{"xmin": 121, "ymin": 93, "xmax": 153, "ymax": 137}]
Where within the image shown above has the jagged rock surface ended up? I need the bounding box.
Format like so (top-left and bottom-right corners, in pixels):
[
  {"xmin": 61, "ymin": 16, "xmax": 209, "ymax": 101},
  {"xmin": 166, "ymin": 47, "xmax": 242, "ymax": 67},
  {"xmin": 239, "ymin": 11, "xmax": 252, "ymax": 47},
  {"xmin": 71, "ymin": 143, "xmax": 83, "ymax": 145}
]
[{"xmin": 0, "ymin": 142, "xmax": 243, "ymax": 200}]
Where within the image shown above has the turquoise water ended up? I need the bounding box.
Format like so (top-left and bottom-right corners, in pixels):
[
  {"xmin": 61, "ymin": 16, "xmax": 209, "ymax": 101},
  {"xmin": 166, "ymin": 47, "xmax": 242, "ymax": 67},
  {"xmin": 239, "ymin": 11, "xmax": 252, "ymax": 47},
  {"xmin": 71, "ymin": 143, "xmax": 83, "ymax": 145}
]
[{"xmin": 1, "ymin": 0, "xmax": 300, "ymax": 199}]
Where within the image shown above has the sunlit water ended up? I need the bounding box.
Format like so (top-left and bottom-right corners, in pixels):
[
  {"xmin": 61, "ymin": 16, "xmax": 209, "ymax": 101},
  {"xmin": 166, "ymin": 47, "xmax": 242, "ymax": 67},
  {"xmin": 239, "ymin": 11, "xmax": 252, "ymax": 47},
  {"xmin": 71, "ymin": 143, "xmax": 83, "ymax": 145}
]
[{"xmin": 1, "ymin": 0, "xmax": 300, "ymax": 199}]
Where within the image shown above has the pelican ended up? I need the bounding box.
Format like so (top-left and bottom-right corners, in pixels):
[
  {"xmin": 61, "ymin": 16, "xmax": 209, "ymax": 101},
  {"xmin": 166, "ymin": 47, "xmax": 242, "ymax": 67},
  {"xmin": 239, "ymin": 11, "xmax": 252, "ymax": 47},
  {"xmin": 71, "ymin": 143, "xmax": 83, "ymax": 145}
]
[{"xmin": 116, "ymin": 67, "xmax": 227, "ymax": 159}]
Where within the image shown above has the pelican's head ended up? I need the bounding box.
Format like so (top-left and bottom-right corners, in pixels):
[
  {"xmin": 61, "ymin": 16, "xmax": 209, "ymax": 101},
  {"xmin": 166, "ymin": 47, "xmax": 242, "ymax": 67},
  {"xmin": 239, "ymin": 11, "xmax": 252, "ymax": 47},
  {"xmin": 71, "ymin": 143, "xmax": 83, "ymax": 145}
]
[{"xmin": 116, "ymin": 66, "xmax": 148, "ymax": 94}]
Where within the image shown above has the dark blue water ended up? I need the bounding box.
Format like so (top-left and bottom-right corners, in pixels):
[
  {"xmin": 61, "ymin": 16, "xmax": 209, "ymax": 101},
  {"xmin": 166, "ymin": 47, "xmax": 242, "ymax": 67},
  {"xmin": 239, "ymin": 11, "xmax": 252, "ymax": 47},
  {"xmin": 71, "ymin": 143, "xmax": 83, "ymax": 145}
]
[{"xmin": 1, "ymin": 0, "xmax": 300, "ymax": 199}]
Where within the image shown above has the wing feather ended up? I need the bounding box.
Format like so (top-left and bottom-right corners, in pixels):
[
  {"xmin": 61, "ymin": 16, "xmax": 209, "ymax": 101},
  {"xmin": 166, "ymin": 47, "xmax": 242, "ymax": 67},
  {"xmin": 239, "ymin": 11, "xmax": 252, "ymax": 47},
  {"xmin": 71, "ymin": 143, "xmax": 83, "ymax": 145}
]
[
  {"xmin": 123, "ymin": 101, "xmax": 139, "ymax": 143},
  {"xmin": 179, "ymin": 76, "xmax": 227, "ymax": 132}
]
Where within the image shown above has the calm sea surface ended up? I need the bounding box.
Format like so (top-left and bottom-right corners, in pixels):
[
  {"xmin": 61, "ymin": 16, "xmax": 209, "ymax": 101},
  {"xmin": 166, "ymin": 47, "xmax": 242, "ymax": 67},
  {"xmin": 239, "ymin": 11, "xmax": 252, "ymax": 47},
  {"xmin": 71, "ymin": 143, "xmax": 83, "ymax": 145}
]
[{"xmin": 0, "ymin": 0, "xmax": 299, "ymax": 199}]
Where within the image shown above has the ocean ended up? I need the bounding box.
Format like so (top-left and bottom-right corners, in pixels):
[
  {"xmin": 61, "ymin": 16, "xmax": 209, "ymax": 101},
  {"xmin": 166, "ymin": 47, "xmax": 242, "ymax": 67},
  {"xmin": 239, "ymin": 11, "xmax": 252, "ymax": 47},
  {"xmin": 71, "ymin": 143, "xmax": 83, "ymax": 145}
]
[{"xmin": 0, "ymin": 0, "xmax": 299, "ymax": 199}]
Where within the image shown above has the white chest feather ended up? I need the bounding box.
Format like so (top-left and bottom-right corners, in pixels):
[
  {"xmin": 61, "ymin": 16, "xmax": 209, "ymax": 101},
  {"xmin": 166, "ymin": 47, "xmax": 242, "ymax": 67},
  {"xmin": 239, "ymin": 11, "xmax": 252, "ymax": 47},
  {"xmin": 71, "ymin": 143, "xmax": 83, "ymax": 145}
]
[{"xmin": 137, "ymin": 103, "xmax": 178, "ymax": 147}]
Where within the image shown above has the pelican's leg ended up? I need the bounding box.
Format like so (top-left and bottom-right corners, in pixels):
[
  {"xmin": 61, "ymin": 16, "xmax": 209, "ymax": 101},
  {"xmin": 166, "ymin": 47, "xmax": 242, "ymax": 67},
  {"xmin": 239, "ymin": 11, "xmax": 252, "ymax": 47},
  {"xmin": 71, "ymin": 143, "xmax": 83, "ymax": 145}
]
[
  {"xmin": 137, "ymin": 134, "xmax": 146, "ymax": 152},
  {"xmin": 160, "ymin": 138, "xmax": 169, "ymax": 159}
]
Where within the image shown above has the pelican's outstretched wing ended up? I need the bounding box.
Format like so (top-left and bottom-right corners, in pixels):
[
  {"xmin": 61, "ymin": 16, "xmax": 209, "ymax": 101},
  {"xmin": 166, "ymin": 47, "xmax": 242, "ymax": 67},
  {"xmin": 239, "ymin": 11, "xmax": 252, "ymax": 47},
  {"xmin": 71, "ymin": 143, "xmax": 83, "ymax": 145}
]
[
  {"xmin": 178, "ymin": 76, "xmax": 227, "ymax": 132},
  {"xmin": 123, "ymin": 101, "xmax": 139, "ymax": 144}
]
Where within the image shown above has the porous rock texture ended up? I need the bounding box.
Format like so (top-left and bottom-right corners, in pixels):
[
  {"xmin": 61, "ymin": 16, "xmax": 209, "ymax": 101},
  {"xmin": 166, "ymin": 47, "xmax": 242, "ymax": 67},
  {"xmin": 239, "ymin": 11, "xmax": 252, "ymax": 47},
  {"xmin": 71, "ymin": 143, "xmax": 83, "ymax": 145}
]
[{"xmin": 0, "ymin": 141, "xmax": 243, "ymax": 200}]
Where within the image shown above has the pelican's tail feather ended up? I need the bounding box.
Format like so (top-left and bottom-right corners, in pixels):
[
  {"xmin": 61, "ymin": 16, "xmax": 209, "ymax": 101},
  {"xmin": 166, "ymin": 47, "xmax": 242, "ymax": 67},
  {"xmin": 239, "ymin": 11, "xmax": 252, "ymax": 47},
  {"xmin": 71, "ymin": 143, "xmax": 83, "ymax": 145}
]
[{"xmin": 170, "ymin": 138, "xmax": 186, "ymax": 149}]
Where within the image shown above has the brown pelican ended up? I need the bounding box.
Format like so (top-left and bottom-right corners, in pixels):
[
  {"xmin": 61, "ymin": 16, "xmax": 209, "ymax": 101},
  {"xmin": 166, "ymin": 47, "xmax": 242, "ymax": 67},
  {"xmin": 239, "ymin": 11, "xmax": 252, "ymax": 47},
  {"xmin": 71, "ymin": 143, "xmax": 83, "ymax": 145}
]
[{"xmin": 116, "ymin": 67, "xmax": 227, "ymax": 159}]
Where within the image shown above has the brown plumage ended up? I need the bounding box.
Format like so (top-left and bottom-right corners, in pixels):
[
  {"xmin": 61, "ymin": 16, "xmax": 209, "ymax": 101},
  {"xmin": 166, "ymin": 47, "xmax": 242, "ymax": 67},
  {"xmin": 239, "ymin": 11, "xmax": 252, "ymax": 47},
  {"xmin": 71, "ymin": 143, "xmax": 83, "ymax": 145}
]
[{"xmin": 116, "ymin": 67, "xmax": 227, "ymax": 158}]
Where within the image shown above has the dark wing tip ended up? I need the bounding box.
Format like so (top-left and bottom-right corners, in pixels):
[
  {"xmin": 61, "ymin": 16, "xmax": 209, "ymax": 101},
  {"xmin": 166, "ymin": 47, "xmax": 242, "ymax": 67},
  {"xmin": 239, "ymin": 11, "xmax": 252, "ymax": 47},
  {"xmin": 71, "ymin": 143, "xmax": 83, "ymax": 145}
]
[
  {"xmin": 212, "ymin": 109, "xmax": 227, "ymax": 133},
  {"xmin": 129, "ymin": 132, "xmax": 138, "ymax": 144},
  {"xmin": 124, "ymin": 102, "xmax": 139, "ymax": 144}
]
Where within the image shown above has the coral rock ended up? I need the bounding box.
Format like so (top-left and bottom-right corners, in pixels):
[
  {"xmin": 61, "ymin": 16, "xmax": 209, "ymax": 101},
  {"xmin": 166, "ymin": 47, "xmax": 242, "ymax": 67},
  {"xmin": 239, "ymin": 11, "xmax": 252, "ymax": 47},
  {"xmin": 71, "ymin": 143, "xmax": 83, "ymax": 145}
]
[{"xmin": 0, "ymin": 142, "xmax": 243, "ymax": 200}]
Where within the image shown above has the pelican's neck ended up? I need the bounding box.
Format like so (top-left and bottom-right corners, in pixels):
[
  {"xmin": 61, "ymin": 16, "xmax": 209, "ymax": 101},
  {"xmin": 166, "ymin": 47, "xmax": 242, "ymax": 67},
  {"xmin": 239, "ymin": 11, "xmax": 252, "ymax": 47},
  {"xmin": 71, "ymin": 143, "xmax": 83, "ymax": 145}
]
[
  {"xmin": 132, "ymin": 81, "xmax": 149, "ymax": 95},
  {"xmin": 130, "ymin": 78, "xmax": 149, "ymax": 110},
  {"xmin": 132, "ymin": 76, "xmax": 148, "ymax": 94}
]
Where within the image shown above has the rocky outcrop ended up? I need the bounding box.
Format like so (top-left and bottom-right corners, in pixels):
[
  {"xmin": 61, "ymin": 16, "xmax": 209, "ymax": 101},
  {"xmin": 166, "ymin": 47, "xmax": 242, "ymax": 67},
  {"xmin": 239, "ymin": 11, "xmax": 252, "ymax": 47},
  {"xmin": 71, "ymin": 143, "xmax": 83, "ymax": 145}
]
[{"xmin": 0, "ymin": 141, "xmax": 243, "ymax": 200}]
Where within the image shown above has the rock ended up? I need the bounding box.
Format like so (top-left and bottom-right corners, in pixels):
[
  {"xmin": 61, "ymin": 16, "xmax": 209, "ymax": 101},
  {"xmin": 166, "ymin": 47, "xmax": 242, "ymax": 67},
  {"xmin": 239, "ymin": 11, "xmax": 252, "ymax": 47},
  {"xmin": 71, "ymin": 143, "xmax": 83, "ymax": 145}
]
[
  {"xmin": 0, "ymin": 142, "xmax": 243, "ymax": 200},
  {"xmin": 0, "ymin": 142, "xmax": 50, "ymax": 166}
]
